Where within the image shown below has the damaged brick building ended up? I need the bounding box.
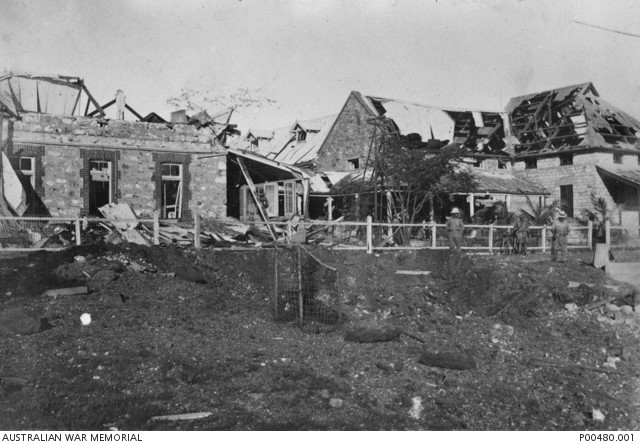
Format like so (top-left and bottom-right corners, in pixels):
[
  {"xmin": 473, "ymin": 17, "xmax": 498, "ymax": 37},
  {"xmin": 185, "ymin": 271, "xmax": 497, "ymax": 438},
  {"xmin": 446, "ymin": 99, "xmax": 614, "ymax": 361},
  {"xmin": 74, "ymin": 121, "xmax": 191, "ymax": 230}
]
[
  {"xmin": 506, "ymin": 82, "xmax": 640, "ymax": 226},
  {"xmin": 0, "ymin": 72, "xmax": 229, "ymax": 221}
]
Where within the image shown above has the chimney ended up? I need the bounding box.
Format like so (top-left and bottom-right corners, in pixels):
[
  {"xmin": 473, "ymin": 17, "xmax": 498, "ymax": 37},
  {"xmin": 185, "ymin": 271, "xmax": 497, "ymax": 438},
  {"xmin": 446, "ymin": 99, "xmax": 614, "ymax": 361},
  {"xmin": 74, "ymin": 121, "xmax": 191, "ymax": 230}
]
[
  {"xmin": 115, "ymin": 90, "xmax": 126, "ymax": 120},
  {"xmin": 171, "ymin": 110, "xmax": 188, "ymax": 124}
]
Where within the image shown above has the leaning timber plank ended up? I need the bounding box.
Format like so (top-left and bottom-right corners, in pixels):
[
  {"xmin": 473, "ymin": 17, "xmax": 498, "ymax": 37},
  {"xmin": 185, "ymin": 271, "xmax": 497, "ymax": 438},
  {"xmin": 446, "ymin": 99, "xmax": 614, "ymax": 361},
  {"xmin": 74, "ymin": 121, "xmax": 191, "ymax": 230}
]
[
  {"xmin": 395, "ymin": 270, "xmax": 432, "ymax": 275},
  {"xmin": 150, "ymin": 412, "xmax": 213, "ymax": 421},
  {"xmin": 236, "ymin": 157, "xmax": 277, "ymax": 241},
  {"xmin": 42, "ymin": 286, "xmax": 89, "ymax": 298},
  {"xmin": 304, "ymin": 217, "xmax": 344, "ymax": 239}
]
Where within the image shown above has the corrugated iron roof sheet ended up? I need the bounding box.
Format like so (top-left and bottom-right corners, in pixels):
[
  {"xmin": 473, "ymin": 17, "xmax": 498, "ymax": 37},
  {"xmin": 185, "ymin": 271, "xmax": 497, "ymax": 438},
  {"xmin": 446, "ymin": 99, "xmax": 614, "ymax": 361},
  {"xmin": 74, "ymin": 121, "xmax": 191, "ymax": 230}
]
[
  {"xmin": 0, "ymin": 71, "xmax": 83, "ymax": 116},
  {"xmin": 465, "ymin": 167, "xmax": 549, "ymax": 195},
  {"xmin": 257, "ymin": 114, "xmax": 338, "ymax": 165},
  {"xmin": 596, "ymin": 164, "xmax": 640, "ymax": 187}
]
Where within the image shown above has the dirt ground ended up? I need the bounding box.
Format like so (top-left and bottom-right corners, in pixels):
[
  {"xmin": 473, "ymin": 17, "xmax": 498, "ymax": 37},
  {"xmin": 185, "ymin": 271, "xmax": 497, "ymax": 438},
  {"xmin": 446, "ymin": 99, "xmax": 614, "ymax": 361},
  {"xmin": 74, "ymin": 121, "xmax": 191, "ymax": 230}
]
[{"xmin": 0, "ymin": 243, "xmax": 639, "ymax": 431}]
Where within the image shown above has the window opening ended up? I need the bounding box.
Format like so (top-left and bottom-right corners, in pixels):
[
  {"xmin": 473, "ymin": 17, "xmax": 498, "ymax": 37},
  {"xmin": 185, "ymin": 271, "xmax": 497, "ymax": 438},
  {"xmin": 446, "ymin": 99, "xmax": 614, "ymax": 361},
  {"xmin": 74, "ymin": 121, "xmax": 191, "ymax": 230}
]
[
  {"xmin": 347, "ymin": 158, "xmax": 360, "ymax": 170},
  {"xmin": 161, "ymin": 163, "xmax": 182, "ymax": 219},
  {"xmin": 525, "ymin": 159, "xmax": 537, "ymax": 169},
  {"xmin": 560, "ymin": 155, "xmax": 573, "ymax": 166},
  {"xmin": 19, "ymin": 157, "xmax": 35, "ymax": 188},
  {"xmin": 89, "ymin": 160, "xmax": 112, "ymax": 215},
  {"xmin": 613, "ymin": 153, "xmax": 622, "ymax": 164},
  {"xmin": 560, "ymin": 184, "xmax": 574, "ymax": 217}
]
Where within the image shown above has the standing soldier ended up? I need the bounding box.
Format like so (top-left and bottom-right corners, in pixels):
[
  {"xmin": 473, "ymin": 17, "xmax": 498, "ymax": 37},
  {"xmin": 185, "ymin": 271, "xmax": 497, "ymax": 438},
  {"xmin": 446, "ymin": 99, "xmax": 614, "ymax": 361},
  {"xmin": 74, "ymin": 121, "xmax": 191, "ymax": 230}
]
[
  {"xmin": 512, "ymin": 213, "xmax": 531, "ymax": 255},
  {"xmin": 551, "ymin": 210, "xmax": 570, "ymax": 262},
  {"xmin": 446, "ymin": 207, "xmax": 464, "ymax": 251}
]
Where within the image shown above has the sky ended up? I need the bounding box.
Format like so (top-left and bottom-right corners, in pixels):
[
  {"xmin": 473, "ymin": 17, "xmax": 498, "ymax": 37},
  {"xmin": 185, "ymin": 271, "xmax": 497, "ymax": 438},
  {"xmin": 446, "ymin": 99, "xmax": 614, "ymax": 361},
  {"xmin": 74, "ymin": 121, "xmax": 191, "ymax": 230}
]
[{"xmin": 2, "ymin": 0, "xmax": 640, "ymax": 132}]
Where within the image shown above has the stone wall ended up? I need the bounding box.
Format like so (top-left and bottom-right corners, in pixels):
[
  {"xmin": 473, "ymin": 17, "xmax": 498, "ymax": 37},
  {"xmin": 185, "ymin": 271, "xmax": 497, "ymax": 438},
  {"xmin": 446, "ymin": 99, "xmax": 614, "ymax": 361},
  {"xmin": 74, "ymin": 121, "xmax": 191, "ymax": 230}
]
[
  {"xmin": 316, "ymin": 94, "xmax": 376, "ymax": 171},
  {"xmin": 513, "ymin": 151, "xmax": 640, "ymax": 224},
  {"xmin": 6, "ymin": 113, "xmax": 226, "ymax": 220}
]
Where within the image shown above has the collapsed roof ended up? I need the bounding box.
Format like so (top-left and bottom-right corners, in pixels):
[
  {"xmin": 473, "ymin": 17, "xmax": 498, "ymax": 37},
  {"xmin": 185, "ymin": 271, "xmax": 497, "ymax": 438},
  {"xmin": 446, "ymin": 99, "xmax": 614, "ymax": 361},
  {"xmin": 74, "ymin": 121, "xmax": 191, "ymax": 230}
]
[
  {"xmin": 0, "ymin": 71, "xmax": 103, "ymax": 117},
  {"xmin": 352, "ymin": 92, "xmax": 507, "ymax": 154},
  {"xmin": 505, "ymin": 82, "xmax": 640, "ymax": 155}
]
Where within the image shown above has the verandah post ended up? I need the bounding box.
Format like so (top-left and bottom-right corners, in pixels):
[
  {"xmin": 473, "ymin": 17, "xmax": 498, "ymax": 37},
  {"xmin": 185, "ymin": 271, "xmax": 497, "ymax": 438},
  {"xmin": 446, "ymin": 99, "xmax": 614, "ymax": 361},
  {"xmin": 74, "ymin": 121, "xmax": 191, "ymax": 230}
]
[
  {"xmin": 542, "ymin": 226, "xmax": 547, "ymax": 253},
  {"xmin": 587, "ymin": 220, "xmax": 593, "ymax": 250}
]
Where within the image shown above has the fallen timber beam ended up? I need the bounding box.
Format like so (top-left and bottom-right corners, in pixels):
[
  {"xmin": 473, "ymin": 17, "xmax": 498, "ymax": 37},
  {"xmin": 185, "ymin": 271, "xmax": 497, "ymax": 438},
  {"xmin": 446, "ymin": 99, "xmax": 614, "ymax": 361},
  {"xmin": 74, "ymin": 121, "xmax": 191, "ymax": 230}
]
[{"xmin": 236, "ymin": 157, "xmax": 277, "ymax": 241}]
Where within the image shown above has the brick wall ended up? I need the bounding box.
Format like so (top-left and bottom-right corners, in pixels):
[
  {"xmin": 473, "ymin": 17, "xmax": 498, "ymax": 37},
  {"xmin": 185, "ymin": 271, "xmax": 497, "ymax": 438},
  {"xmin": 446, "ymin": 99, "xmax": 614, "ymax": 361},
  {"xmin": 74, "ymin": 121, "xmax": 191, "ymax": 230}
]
[
  {"xmin": 513, "ymin": 152, "xmax": 635, "ymax": 224},
  {"xmin": 8, "ymin": 113, "xmax": 226, "ymax": 220},
  {"xmin": 316, "ymin": 94, "xmax": 376, "ymax": 171}
]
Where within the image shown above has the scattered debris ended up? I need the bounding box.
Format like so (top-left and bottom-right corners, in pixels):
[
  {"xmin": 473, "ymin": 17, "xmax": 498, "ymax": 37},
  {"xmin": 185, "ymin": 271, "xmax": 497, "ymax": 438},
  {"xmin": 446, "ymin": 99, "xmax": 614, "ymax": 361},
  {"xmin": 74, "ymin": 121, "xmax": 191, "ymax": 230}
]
[
  {"xmin": 408, "ymin": 396, "xmax": 423, "ymax": 420},
  {"xmin": 565, "ymin": 303, "xmax": 579, "ymax": 312},
  {"xmin": 80, "ymin": 313, "xmax": 92, "ymax": 326},
  {"xmin": 592, "ymin": 408, "xmax": 606, "ymax": 422}
]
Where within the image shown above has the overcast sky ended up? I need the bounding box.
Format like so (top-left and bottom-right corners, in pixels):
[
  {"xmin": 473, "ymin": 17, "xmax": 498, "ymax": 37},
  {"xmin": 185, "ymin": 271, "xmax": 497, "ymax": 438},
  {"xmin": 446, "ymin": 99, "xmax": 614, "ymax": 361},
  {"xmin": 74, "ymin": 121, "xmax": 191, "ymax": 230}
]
[{"xmin": 2, "ymin": 0, "xmax": 640, "ymax": 131}]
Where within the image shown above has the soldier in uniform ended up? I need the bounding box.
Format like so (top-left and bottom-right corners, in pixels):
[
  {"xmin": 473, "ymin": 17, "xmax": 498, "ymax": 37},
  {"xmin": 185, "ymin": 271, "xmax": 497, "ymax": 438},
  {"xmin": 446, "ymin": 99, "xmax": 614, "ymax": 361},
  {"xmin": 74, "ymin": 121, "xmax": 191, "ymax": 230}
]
[
  {"xmin": 446, "ymin": 207, "xmax": 465, "ymax": 251},
  {"xmin": 512, "ymin": 213, "xmax": 531, "ymax": 255},
  {"xmin": 551, "ymin": 210, "xmax": 570, "ymax": 262}
]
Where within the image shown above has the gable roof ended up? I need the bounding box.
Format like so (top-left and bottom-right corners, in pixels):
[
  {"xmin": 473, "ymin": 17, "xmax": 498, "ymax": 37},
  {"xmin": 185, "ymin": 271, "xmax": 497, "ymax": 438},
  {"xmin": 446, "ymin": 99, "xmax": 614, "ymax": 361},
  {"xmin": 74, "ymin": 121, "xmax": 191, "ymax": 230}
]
[
  {"xmin": 505, "ymin": 82, "xmax": 640, "ymax": 154},
  {"xmin": 240, "ymin": 114, "xmax": 338, "ymax": 167}
]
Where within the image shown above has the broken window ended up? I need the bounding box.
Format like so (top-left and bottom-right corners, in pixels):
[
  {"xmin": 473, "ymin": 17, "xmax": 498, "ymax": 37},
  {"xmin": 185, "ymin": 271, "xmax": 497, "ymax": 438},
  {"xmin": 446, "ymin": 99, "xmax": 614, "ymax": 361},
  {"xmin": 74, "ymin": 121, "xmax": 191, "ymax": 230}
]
[
  {"xmin": 240, "ymin": 180, "xmax": 300, "ymax": 221},
  {"xmin": 525, "ymin": 159, "xmax": 537, "ymax": 169},
  {"xmin": 347, "ymin": 158, "xmax": 360, "ymax": 170},
  {"xmin": 560, "ymin": 155, "xmax": 573, "ymax": 166},
  {"xmin": 89, "ymin": 160, "xmax": 112, "ymax": 215},
  {"xmin": 19, "ymin": 157, "xmax": 35, "ymax": 188},
  {"xmin": 613, "ymin": 153, "xmax": 622, "ymax": 164},
  {"xmin": 161, "ymin": 163, "xmax": 182, "ymax": 219}
]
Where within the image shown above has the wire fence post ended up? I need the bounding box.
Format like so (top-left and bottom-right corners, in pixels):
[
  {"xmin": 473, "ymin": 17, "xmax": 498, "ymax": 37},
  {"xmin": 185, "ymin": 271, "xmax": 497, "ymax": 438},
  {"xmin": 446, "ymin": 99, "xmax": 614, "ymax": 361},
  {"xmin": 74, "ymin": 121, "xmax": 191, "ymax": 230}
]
[
  {"xmin": 297, "ymin": 245, "xmax": 304, "ymax": 325},
  {"xmin": 194, "ymin": 213, "xmax": 201, "ymax": 249},
  {"xmin": 587, "ymin": 220, "xmax": 593, "ymax": 251},
  {"xmin": 74, "ymin": 216, "xmax": 81, "ymax": 246},
  {"xmin": 366, "ymin": 215, "xmax": 373, "ymax": 254},
  {"xmin": 542, "ymin": 226, "xmax": 547, "ymax": 253},
  {"xmin": 153, "ymin": 210, "xmax": 160, "ymax": 246},
  {"xmin": 488, "ymin": 224, "xmax": 494, "ymax": 254}
]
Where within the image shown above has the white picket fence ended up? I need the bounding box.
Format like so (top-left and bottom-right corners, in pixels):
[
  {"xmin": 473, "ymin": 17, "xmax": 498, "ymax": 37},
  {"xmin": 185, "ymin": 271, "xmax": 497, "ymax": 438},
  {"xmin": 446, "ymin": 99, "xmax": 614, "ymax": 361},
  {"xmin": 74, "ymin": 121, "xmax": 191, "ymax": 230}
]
[{"xmin": 1, "ymin": 215, "xmax": 638, "ymax": 254}]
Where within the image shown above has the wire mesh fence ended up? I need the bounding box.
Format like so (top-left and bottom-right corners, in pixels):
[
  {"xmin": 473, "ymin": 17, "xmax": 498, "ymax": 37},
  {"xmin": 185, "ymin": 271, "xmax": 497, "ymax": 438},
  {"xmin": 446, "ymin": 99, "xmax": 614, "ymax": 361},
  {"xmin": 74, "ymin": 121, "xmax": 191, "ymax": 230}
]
[{"xmin": 272, "ymin": 245, "xmax": 344, "ymax": 332}]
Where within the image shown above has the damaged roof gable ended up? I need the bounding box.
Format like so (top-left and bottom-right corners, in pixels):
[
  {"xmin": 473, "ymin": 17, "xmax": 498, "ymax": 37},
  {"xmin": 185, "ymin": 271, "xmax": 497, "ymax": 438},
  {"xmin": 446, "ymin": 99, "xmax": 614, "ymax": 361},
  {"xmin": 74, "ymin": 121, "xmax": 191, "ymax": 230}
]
[
  {"xmin": 505, "ymin": 82, "xmax": 640, "ymax": 154},
  {"xmin": 351, "ymin": 91, "xmax": 507, "ymax": 154}
]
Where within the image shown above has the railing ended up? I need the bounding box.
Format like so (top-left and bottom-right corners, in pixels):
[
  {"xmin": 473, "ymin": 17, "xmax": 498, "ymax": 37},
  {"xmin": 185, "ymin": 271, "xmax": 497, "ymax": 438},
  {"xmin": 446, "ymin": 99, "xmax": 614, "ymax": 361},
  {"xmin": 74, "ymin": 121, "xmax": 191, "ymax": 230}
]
[{"xmin": 1, "ymin": 214, "xmax": 638, "ymax": 255}]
